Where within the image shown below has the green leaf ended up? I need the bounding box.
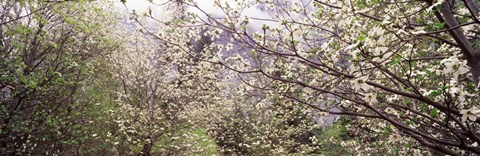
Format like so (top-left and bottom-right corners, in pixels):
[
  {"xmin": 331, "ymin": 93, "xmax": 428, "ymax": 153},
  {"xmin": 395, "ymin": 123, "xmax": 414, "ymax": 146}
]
[
  {"xmin": 439, "ymin": 85, "xmax": 450, "ymax": 91},
  {"xmin": 430, "ymin": 109, "xmax": 438, "ymax": 118},
  {"xmin": 429, "ymin": 90, "xmax": 441, "ymax": 97},
  {"xmin": 416, "ymin": 17, "xmax": 424, "ymax": 24},
  {"xmin": 261, "ymin": 24, "xmax": 269, "ymax": 31},
  {"xmin": 247, "ymin": 50, "xmax": 256, "ymax": 56},
  {"xmin": 389, "ymin": 56, "xmax": 401, "ymax": 66},
  {"xmin": 432, "ymin": 22, "xmax": 445, "ymax": 31},
  {"xmin": 356, "ymin": 34, "xmax": 366, "ymax": 43},
  {"xmin": 171, "ymin": 18, "xmax": 184, "ymax": 25},
  {"xmin": 405, "ymin": 120, "xmax": 413, "ymax": 125}
]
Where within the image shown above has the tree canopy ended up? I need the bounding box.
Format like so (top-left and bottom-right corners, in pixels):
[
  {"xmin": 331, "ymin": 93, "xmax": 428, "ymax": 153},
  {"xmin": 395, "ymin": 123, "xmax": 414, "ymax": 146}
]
[{"xmin": 2, "ymin": 0, "xmax": 480, "ymax": 155}]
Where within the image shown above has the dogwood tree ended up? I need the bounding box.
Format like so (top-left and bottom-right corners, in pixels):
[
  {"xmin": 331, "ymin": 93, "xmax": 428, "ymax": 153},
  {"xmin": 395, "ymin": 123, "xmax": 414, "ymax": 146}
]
[
  {"xmin": 102, "ymin": 3, "xmax": 229, "ymax": 154},
  {"xmin": 138, "ymin": 0, "xmax": 480, "ymax": 154}
]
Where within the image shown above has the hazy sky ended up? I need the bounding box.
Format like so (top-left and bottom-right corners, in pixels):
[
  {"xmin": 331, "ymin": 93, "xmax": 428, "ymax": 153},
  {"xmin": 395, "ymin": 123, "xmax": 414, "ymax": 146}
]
[
  {"xmin": 122, "ymin": 0, "xmax": 158, "ymax": 12},
  {"xmin": 119, "ymin": 1, "xmax": 271, "ymax": 21},
  {"xmin": 119, "ymin": 0, "xmax": 312, "ymax": 33}
]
